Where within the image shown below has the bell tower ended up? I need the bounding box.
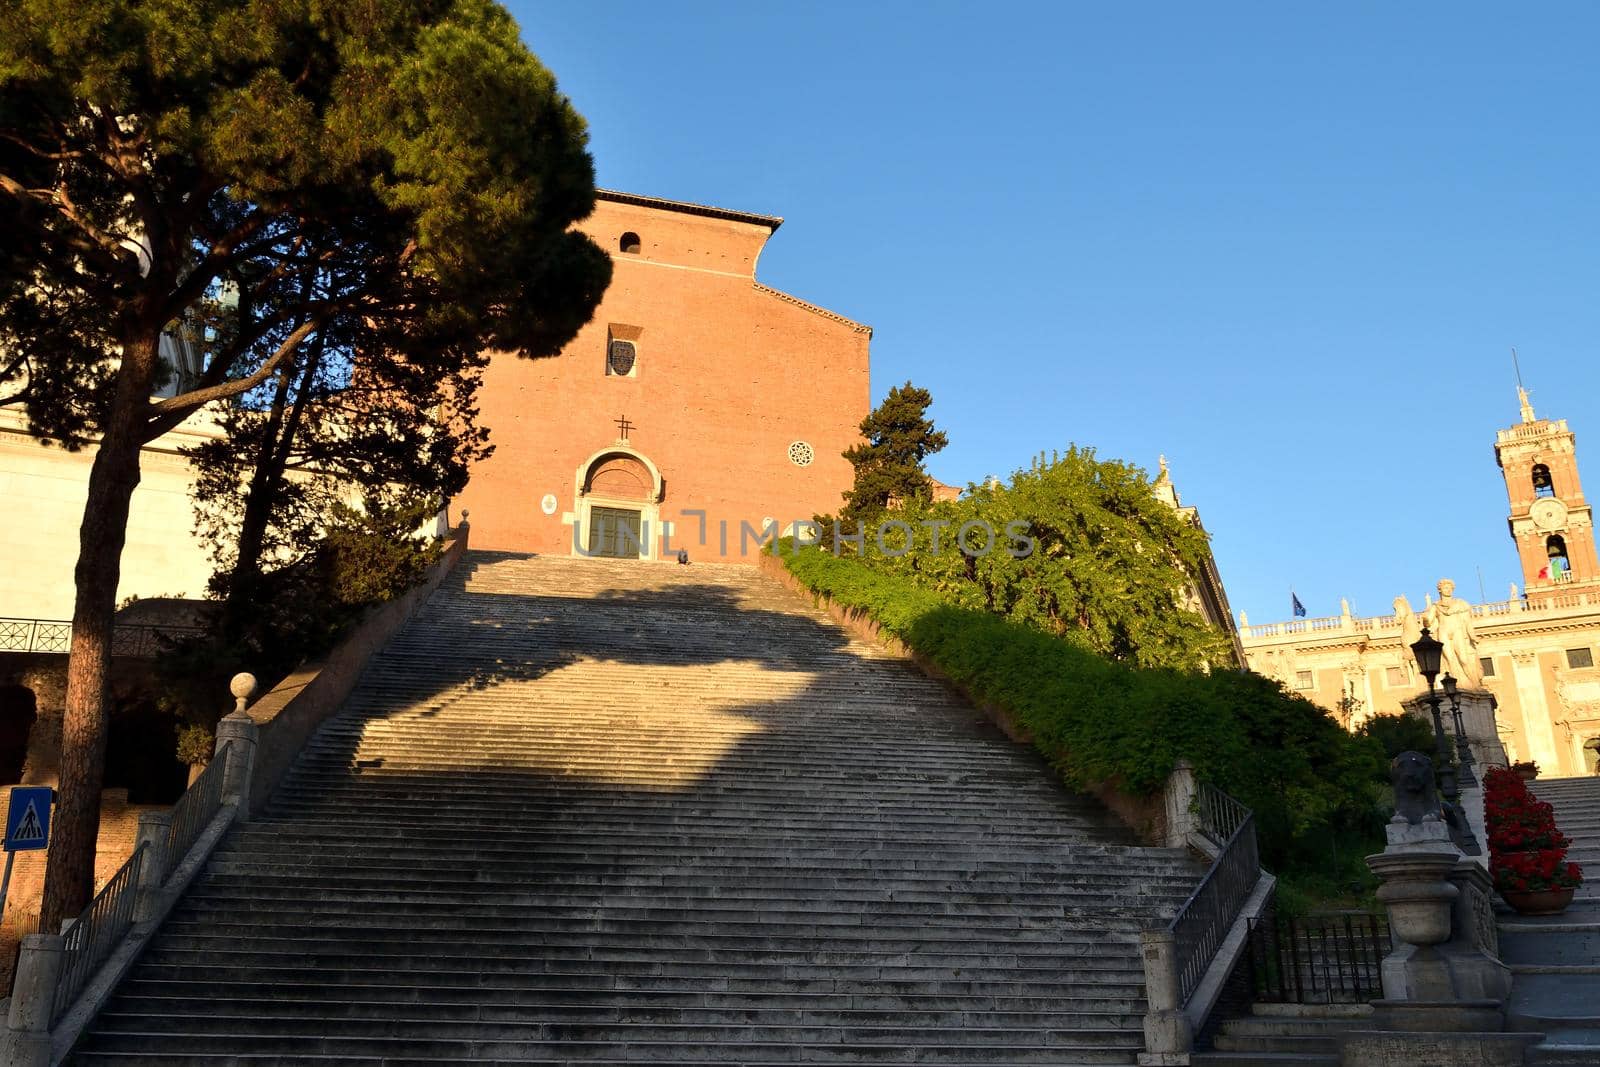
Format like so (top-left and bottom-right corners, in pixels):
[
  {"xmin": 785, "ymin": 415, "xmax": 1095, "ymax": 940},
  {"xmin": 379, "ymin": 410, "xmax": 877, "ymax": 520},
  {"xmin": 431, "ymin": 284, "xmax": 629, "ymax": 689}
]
[{"xmin": 1495, "ymin": 386, "xmax": 1599, "ymax": 594}]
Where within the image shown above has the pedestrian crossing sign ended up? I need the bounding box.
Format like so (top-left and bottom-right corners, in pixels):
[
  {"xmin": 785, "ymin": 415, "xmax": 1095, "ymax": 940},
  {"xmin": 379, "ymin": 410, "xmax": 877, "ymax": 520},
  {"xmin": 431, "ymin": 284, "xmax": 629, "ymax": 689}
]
[{"xmin": 4, "ymin": 787, "xmax": 52, "ymax": 852}]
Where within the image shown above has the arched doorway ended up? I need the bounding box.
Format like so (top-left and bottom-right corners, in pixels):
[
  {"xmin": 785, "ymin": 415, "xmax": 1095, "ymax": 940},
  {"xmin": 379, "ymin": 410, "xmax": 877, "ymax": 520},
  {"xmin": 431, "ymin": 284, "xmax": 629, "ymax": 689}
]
[
  {"xmin": 571, "ymin": 446, "xmax": 665, "ymax": 560},
  {"xmin": 0, "ymin": 685, "xmax": 37, "ymax": 785}
]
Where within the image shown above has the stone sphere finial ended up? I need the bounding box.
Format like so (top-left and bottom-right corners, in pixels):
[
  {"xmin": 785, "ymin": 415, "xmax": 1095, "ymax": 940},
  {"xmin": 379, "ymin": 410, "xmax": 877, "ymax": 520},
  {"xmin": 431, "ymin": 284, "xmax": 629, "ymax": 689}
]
[
  {"xmin": 229, "ymin": 672, "xmax": 257, "ymax": 712},
  {"xmin": 460, "ymin": 509, "xmax": 470, "ymax": 523}
]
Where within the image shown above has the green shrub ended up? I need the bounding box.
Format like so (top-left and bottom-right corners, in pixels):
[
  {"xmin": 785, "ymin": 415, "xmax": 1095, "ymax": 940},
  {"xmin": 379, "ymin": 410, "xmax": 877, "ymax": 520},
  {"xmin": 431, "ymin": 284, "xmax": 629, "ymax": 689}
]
[{"xmin": 776, "ymin": 542, "xmax": 1389, "ymax": 884}]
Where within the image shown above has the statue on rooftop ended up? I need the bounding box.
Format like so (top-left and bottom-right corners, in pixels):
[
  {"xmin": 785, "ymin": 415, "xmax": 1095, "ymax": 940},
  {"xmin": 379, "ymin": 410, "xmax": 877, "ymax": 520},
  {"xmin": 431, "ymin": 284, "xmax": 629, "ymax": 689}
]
[{"xmin": 1422, "ymin": 578, "xmax": 1483, "ymax": 688}]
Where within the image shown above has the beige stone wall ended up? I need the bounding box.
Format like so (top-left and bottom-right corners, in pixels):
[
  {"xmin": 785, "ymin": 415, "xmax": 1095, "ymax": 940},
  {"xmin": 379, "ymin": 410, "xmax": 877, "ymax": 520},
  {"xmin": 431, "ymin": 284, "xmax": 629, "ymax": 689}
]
[
  {"xmin": 1241, "ymin": 590, "xmax": 1600, "ymax": 777},
  {"xmin": 0, "ymin": 408, "xmax": 220, "ymax": 619}
]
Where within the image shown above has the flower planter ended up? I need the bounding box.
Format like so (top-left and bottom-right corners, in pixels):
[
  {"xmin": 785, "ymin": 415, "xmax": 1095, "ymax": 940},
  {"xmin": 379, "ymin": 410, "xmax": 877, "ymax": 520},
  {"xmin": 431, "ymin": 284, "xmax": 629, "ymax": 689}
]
[
  {"xmin": 1485, "ymin": 767, "xmax": 1584, "ymax": 911},
  {"xmin": 1513, "ymin": 763, "xmax": 1539, "ymax": 782},
  {"xmin": 1501, "ymin": 886, "xmax": 1575, "ymax": 915}
]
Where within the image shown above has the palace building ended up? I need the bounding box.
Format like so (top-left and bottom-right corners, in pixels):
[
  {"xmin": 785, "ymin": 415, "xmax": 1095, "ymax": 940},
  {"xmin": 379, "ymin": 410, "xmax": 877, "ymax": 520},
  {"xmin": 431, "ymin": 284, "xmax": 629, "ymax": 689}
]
[
  {"xmin": 454, "ymin": 190, "xmax": 872, "ymax": 562},
  {"xmin": 1239, "ymin": 388, "xmax": 1600, "ymax": 776}
]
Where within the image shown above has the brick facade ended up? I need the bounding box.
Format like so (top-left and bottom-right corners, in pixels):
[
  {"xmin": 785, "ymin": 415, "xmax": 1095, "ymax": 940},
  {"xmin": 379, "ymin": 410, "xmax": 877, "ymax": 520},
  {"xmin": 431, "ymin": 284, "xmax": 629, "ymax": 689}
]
[{"xmin": 457, "ymin": 191, "xmax": 871, "ymax": 563}]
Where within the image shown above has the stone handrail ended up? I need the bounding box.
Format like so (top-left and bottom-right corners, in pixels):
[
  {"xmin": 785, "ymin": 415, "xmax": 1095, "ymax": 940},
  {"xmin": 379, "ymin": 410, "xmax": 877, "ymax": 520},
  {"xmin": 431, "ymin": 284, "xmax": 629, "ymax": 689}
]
[
  {"xmin": 0, "ymin": 527, "xmax": 471, "ymax": 1066},
  {"xmin": 239, "ymin": 527, "xmax": 468, "ymax": 814},
  {"xmin": 1140, "ymin": 768, "xmax": 1276, "ymax": 1063},
  {"xmin": 0, "ymin": 715, "xmax": 256, "ymax": 1067}
]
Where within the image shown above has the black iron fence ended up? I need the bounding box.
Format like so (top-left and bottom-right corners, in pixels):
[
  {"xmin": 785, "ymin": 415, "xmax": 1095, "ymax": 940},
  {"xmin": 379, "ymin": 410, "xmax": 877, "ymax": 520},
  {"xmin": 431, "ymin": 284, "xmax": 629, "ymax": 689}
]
[
  {"xmin": 1246, "ymin": 911, "xmax": 1389, "ymax": 1003},
  {"xmin": 52, "ymin": 844, "xmax": 145, "ymax": 1024},
  {"xmin": 162, "ymin": 743, "xmax": 231, "ymax": 882},
  {"xmin": 0, "ymin": 618, "xmax": 205, "ymax": 657},
  {"xmin": 1168, "ymin": 784, "xmax": 1262, "ymax": 1005}
]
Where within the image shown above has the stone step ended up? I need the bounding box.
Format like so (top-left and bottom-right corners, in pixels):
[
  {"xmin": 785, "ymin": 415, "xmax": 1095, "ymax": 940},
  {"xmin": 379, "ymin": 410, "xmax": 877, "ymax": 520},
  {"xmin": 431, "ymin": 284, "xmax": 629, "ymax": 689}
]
[
  {"xmin": 108, "ymin": 978, "xmax": 1145, "ymax": 1013},
  {"xmin": 1212, "ymin": 1034, "xmax": 1337, "ymax": 1054},
  {"xmin": 102, "ymin": 994, "xmax": 1144, "ymax": 1029},
  {"xmin": 65, "ymin": 551, "xmax": 1199, "ymax": 1065},
  {"xmin": 1190, "ymin": 1055, "xmax": 1335, "ymax": 1067},
  {"xmin": 73, "ymin": 1030, "xmax": 1145, "ymax": 1063},
  {"xmin": 132, "ymin": 948, "xmax": 1146, "ymax": 984}
]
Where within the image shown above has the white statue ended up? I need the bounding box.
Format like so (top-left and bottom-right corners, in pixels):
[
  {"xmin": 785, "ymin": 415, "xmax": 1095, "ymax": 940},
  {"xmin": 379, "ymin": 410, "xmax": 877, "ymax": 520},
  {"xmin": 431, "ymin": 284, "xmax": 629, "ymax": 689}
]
[
  {"xmin": 1422, "ymin": 577, "xmax": 1483, "ymax": 688},
  {"xmin": 1394, "ymin": 595, "xmax": 1421, "ymax": 683}
]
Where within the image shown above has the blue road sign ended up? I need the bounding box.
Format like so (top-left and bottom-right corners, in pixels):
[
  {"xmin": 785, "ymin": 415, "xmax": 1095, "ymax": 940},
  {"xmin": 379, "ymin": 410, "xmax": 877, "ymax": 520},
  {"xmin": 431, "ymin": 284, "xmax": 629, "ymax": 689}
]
[{"xmin": 4, "ymin": 787, "xmax": 52, "ymax": 852}]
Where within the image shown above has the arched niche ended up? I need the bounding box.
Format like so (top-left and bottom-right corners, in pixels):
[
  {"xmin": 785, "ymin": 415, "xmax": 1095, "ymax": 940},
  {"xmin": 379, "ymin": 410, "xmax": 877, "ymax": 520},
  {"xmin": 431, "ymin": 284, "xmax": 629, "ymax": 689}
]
[{"xmin": 571, "ymin": 445, "xmax": 665, "ymax": 560}]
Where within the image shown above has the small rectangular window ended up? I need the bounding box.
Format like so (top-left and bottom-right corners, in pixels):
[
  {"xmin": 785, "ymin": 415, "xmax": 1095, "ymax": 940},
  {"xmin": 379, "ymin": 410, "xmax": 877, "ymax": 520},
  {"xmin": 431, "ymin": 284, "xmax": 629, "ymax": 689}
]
[
  {"xmin": 1294, "ymin": 670, "xmax": 1314, "ymax": 690},
  {"xmin": 1479, "ymin": 657, "xmax": 1496, "ymax": 678},
  {"xmin": 1567, "ymin": 648, "xmax": 1594, "ymax": 669},
  {"xmin": 1385, "ymin": 666, "xmax": 1405, "ymax": 687}
]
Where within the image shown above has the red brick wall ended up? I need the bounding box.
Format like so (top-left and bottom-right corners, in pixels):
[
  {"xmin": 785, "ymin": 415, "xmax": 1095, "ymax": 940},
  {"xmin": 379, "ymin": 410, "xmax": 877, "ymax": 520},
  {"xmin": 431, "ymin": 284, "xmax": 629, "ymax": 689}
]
[
  {"xmin": 458, "ymin": 197, "xmax": 871, "ymax": 563},
  {"xmin": 0, "ymin": 788, "xmax": 158, "ymax": 993}
]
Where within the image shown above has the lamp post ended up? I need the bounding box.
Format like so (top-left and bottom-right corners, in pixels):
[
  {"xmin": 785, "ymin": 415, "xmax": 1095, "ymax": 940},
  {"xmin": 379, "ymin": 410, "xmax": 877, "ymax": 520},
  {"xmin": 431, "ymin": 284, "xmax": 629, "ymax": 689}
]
[
  {"xmin": 1409, "ymin": 626, "xmax": 1481, "ymax": 855},
  {"xmin": 1441, "ymin": 673, "xmax": 1478, "ymax": 789}
]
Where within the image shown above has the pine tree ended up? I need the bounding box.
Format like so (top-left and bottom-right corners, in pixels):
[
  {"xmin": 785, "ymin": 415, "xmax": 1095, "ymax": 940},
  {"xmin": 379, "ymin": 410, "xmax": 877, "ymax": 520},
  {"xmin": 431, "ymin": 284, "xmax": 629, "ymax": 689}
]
[
  {"xmin": 0, "ymin": 0, "xmax": 610, "ymax": 929},
  {"xmin": 827, "ymin": 381, "xmax": 947, "ymax": 542}
]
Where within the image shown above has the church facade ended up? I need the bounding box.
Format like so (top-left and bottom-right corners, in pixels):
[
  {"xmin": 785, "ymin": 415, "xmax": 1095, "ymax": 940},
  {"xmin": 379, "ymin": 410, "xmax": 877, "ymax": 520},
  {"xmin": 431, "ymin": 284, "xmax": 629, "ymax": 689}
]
[
  {"xmin": 1240, "ymin": 389, "xmax": 1600, "ymax": 776},
  {"xmin": 455, "ymin": 191, "xmax": 872, "ymax": 563}
]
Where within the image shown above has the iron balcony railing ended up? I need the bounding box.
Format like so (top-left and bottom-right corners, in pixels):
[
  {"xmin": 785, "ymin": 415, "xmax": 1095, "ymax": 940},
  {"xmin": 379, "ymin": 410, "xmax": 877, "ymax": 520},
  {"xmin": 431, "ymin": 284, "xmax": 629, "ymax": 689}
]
[
  {"xmin": 52, "ymin": 844, "xmax": 145, "ymax": 1024},
  {"xmin": 1247, "ymin": 911, "xmax": 1389, "ymax": 1004},
  {"xmin": 0, "ymin": 618, "xmax": 205, "ymax": 657},
  {"xmin": 162, "ymin": 743, "xmax": 231, "ymax": 883},
  {"xmin": 1168, "ymin": 783, "xmax": 1262, "ymax": 1005}
]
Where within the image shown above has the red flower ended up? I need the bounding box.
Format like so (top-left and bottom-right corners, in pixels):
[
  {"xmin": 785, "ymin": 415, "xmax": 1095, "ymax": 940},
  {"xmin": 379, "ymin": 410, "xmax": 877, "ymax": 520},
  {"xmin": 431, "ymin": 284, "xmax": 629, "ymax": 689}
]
[{"xmin": 1484, "ymin": 767, "xmax": 1584, "ymax": 894}]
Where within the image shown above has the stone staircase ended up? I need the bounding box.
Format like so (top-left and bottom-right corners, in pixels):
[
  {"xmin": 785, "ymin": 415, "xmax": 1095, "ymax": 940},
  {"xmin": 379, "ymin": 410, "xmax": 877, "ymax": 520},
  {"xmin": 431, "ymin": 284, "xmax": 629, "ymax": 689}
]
[
  {"xmin": 1190, "ymin": 1003, "xmax": 1372, "ymax": 1066},
  {"xmin": 1503, "ymin": 774, "xmax": 1600, "ymax": 1064},
  {"xmin": 67, "ymin": 551, "xmax": 1205, "ymax": 1065}
]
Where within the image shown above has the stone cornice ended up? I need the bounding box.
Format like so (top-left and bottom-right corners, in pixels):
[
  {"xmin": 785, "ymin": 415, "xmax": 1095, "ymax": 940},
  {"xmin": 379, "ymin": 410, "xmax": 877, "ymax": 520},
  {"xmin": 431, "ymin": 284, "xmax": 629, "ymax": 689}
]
[
  {"xmin": 752, "ymin": 282, "xmax": 873, "ymax": 335},
  {"xmin": 598, "ymin": 189, "xmax": 784, "ymax": 232}
]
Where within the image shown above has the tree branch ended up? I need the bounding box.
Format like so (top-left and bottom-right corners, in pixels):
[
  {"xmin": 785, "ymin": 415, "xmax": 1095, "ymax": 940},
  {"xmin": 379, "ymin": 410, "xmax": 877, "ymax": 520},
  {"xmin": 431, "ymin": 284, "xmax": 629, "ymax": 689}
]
[
  {"xmin": 0, "ymin": 174, "xmax": 128, "ymax": 278},
  {"xmin": 143, "ymin": 312, "xmax": 329, "ymax": 438}
]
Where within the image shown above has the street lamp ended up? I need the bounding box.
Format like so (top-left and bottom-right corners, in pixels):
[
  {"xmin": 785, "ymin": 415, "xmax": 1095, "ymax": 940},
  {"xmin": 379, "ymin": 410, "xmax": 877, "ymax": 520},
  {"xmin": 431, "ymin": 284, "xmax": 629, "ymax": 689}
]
[
  {"xmin": 1441, "ymin": 673, "xmax": 1478, "ymax": 789},
  {"xmin": 1409, "ymin": 626, "xmax": 1481, "ymax": 855}
]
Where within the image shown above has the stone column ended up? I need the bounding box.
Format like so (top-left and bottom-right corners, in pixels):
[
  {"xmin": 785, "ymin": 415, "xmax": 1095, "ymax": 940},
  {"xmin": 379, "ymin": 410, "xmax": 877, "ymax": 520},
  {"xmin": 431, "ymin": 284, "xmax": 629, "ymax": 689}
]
[
  {"xmin": 1161, "ymin": 760, "xmax": 1198, "ymax": 851},
  {"xmin": 1138, "ymin": 928, "xmax": 1192, "ymax": 1065},
  {"xmin": 214, "ymin": 672, "xmax": 260, "ymax": 823},
  {"xmin": 1454, "ymin": 690, "xmax": 1510, "ymax": 769},
  {"xmin": 0, "ymin": 933, "xmax": 65, "ymax": 1067},
  {"xmin": 1508, "ymin": 650, "xmax": 1558, "ymax": 769},
  {"xmin": 131, "ymin": 810, "xmax": 173, "ymax": 923}
]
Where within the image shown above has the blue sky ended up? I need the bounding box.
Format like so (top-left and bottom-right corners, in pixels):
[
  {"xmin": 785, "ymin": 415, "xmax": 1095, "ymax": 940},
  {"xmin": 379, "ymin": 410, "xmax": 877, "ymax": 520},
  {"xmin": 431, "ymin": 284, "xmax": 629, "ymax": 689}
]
[{"xmin": 508, "ymin": 1, "xmax": 1600, "ymax": 625}]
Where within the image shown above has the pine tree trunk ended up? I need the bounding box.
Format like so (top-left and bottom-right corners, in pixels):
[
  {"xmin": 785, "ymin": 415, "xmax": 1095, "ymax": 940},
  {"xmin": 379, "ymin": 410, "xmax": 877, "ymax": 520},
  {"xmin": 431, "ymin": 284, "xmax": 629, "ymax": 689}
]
[
  {"xmin": 225, "ymin": 340, "xmax": 320, "ymax": 628},
  {"xmin": 38, "ymin": 334, "xmax": 157, "ymax": 932}
]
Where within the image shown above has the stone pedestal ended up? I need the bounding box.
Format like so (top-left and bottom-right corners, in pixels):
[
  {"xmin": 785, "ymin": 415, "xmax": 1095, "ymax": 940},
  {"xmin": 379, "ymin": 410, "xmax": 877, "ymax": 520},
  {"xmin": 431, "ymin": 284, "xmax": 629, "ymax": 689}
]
[
  {"xmin": 1340, "ymin": 1028, "xmax": 1540, "ymax": 1066},
  {"xmin": 1403, "ymin": 689, "xmax": 1510, "ymax": 771},
  {"xmin": 1349, "ymin": 814, "xmax": 1531, "ymax": 1065},
  {"xmin": 1456, "ymin": 690, "xmax": 1510, "ymax": 769}
]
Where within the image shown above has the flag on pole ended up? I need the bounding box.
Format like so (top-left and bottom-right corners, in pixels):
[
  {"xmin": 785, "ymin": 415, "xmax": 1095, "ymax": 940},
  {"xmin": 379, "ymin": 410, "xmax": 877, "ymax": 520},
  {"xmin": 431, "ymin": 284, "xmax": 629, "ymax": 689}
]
[{"xmin": 1291, "ymin": 592, "xmax": 1306, "ymax": 618}]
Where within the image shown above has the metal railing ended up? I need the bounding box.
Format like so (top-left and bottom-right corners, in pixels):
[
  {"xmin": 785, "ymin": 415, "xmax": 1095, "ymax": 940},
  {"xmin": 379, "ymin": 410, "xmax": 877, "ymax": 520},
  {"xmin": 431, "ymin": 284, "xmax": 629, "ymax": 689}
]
[
  {"xmin": 1247, "ymin": 911, "xmax": 1389, "ymax": 1003},
  {"xmin": 1168, "ymin": 784, "xmax": 1262, "ymax": 1005},
  {"xmin": 162, "ymin": 743, "xmax": 231, "ymax": 883},
  {"xmin": 0, "ymin": 618, "xmax": 205, "ymax": 657},
  {"xmin": 52, "ymin": 844, "xmax": 145, "ymax": 1023},
  {"xmin": 1194, "ymin": 782, "xmax": 1251, "ymax": 850}
]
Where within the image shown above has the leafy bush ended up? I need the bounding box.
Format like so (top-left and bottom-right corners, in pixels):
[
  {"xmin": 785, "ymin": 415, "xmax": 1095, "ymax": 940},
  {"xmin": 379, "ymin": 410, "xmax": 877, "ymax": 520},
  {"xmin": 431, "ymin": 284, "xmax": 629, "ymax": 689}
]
[
  {"xmin": 822, "ymin": 447, "xmax": 1229, "ymax": 669},
  {"xmin": 156, "ymin": 499, "xmax": 444, "ymax": 738},
  {"xmin": 1356, "ymin": 712, "xmax": 1439, "ymax": 761},
  {"xmin": 776, "ymin": 543, "xmax": 1390, "ymax": 885}
]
